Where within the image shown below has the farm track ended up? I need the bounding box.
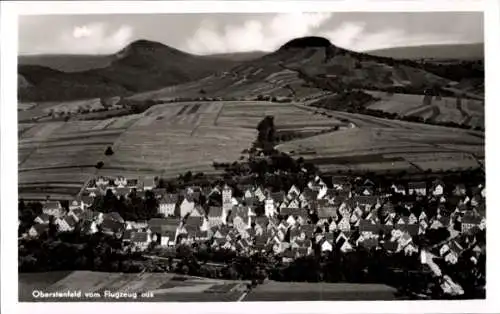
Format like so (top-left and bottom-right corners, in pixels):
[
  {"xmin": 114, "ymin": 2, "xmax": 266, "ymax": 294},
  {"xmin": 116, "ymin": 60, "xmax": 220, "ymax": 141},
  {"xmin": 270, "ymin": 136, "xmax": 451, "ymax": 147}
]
[
  {"xmin": 213, "ymin": 102, "xmax": 226, "ymax": 127},
  {"xmin": 19, "ymin": 165, "xmax": 96, "ymax": 172}
]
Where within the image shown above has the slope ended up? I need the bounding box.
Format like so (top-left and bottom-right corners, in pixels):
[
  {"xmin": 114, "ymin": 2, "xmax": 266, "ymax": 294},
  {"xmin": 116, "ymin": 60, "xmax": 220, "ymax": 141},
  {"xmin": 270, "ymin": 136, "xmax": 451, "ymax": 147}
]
[
  {"xmin": 18, "ymin": 40, "xmax": 238, "ymax": 102},
  {"xmin": 130, "ymin": 36, "xmax": 457, "ymax": 101}
]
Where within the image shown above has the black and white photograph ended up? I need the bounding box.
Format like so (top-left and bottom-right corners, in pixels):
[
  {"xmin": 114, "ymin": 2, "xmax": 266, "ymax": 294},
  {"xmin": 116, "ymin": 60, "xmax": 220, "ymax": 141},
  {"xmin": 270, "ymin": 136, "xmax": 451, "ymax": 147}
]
[{"xmin": 1, "ymin": 1, "xmax": 499, "ymax": 313}]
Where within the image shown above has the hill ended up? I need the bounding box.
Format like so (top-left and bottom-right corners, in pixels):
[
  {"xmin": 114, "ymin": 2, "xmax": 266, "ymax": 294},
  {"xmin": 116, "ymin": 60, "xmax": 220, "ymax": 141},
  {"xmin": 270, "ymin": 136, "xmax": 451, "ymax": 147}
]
[
  {"xmin": 366, "ymin": 43, "xmax": 484, "ymax": 60},
  {"xmin": 18, "ymin": 54, "xmax": 114, "ymax": 72},
  {"xmin": 131, "ymin": 37, "xmax": 463, "ymax": 101},
  {"xmin": 18, "ymin": 40, "xmax": 238, "ymax": 102},
  {"xmin": 19, "ymin": 38, "xmax": 484, "ymax": 102}
]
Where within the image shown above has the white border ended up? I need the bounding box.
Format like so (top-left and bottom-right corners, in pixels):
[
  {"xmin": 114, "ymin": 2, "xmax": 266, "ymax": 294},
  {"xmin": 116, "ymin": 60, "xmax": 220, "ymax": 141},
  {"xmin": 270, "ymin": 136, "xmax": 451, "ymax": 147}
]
[{"xmin": 1, "ymin": 1, "xmax": 499, "ymax": 314}]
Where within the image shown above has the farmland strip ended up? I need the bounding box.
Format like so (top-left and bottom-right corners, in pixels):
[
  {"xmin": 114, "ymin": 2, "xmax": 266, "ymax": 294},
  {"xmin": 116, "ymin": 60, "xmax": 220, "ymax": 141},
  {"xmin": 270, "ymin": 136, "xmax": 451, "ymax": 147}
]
[
  {"xmin": 176, "ymin": 105, "xmax": 188, "ymax": 116},
  {"xmin": 187, "ymin": 103, "xmax": 202, "ymax": 115}
]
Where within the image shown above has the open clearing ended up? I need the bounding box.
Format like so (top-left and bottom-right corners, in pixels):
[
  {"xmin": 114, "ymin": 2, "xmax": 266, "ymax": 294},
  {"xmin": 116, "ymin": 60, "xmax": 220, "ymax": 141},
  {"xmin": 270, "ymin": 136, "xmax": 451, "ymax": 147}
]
[{"xmin": 19, "ymin": 271, "xmax": 247, "ymax": 302}]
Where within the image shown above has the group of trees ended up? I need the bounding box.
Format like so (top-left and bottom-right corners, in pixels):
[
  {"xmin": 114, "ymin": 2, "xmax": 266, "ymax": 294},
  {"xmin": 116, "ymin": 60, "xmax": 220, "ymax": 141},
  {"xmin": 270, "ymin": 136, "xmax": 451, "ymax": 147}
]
[
  {"xmin": 91, "ymin": 189, "xmax": 160, "ymax": 221},
  {"xmin": 19, "ymin": 232, "xmax": 148, "ymax": 273}
]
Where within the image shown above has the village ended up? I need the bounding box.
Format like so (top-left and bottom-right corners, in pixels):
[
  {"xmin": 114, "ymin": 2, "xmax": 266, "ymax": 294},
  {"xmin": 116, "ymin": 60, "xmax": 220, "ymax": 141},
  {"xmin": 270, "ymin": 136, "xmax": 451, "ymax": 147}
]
[{"xmin": 20, "ymin": 170, "xmax": 486, "ymax": 292}]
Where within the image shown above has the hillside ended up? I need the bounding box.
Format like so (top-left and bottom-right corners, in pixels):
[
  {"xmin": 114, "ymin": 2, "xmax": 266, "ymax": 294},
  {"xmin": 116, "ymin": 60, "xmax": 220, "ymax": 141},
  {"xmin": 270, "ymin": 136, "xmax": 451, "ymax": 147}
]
[
  {"xmin": 131, "ymin": 36, "xmax": 463, "ymax": 101},
  {"xmin": 19, "ymin": 38, "xmax": 485, "ymax": 102},
  {"xmin": 18, "ymin": 54, "xmax": 114, "ymax": 72},
  {"xmin": 366, "ymin": 43, "xmax": 484, "ymax": 60},
  {"xmin": 18, "ymin": 40, "xmax": 238, "ymax": 102}
]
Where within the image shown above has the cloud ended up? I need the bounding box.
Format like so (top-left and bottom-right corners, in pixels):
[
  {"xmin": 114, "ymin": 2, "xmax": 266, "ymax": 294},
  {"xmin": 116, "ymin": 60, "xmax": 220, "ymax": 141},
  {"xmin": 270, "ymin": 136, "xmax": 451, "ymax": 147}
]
[
  {"xmin": 36, "ymin": 22, "xmax": 133, "ymax": 54},
  {"xmin": 322, "ymin": 22, "xmax": 467, "ymax": 52},
  {"xmin": 183, "ymin": 13, "xmax": 333, "ymax": 54}
]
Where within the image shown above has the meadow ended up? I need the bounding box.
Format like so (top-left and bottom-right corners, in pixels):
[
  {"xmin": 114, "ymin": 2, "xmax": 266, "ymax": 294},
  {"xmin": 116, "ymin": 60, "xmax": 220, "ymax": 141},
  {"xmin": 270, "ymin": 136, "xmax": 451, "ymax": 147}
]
[{"xmin": 366, "ymin": 91, "xmax": 484, "ymax": 129}]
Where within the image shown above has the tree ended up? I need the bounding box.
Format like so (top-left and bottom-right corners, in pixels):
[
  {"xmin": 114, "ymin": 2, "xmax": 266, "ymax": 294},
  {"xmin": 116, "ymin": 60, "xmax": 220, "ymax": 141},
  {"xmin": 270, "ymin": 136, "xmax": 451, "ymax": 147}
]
[
  {"xmin": 104, "ymin": 146, "xmax": 114, "ymax": 156},
  {"xmin": 95, "ymin": 161, "xmax": 104, "ymax": 169}
]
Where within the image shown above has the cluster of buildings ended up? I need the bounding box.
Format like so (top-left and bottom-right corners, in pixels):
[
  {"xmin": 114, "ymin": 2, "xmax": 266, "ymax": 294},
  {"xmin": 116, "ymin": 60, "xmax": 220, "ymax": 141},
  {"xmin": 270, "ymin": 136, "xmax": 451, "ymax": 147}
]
[{"xmin": 23, "ymin": 175, "xmax": 486, "ymax": 268}]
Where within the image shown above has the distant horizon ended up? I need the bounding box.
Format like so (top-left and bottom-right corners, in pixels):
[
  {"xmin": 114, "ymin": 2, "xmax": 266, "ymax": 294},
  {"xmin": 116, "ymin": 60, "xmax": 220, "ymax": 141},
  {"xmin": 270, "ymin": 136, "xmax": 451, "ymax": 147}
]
[{"xmin": 17, "ymin": 39, "xmax": 484, "ymax": 57}]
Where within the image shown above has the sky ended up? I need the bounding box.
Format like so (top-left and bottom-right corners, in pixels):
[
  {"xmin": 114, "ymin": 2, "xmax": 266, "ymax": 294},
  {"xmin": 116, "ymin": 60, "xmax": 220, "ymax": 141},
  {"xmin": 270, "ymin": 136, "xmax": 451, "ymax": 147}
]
[{"xmin": 18, "ymin": 12, "xmax": 483, "ymax": 55}]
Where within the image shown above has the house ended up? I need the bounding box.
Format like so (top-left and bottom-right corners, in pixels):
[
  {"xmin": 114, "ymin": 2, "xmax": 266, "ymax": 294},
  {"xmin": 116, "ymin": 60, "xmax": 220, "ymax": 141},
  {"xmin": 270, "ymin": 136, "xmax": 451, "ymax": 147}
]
[
  {"xmin": 241, "ymin": 186, "xmax": 254, "ymax": 199},
  {"xmin": 222, "ymin": 184, "xmax": 233, "ymax": 213},
  {"xmin": 288, "ymin": 199, "xmax": 300, "ymax": 209},
  {"xmin": 317, "ymin": 202, "xmax": 337, "ymax": 220},
  {"xmin": 462, "ymin": 211, "xmax": 482, "ymax": 233},
  {"xmin": 419, "ymin": 211, "xmax": 427, "ymax": 221},
  {"xmin": 114, "ymin": 187, "xmax": 131, "ymax": 198},
  {"xmin": 338, "ymin": 217, "xmax": 351, "ymax": 232},
  {"xmin": 34, "ymin": 213, "xmax": 50, "ymax": 225},
  {"xmin": 141, "ymin": 176, "xmax": 156, "ymax": 191},
  {"xmin": 408, "ymin": 182, "xmax": 427, "ymax": 196},
  {"xmin": 122, "ymin": 229, "xmax": 134, "ymax": 243},
  {"xmin": 180, "ymin": 197, "xmax": 195, "ymax": 218},
  {"xmin": 69, "ymin": 200, "xmax": 86, "ymax": 211},
  {"xmin": 264, "ymin": 197, "xmax": 276, "ymax": 217},
  {"xmin": 158, "ymin": 194, "xmax": 178, "ymax": 217},
  {"xmin": 208, "ymin": 206, "xmax": 225, "ymax": 227},
  {"xmin": 360, "ymin": 238, "xmax": 378, "ymax": 250},
  {"xmin": 408, "ymin": 213, "xmax": 418, "ymax": 224},
  {"xmin": 359, "ymin": 219, "xmax": 379, "ymax": 236},
  {"xmin": 383, "ymin": 240, "xmax": 399, "ymax": 253},
  {"xmin": 104, "ymin": 212, "xmax": 125, "ymax": 224},
  {"xmin": 68, "ymin": 207, "xmax": 84, "ymax": 222},
  {"xmin": 287, "ymin": 185, "xmax": 301, "ymax": 200},
  {"xmin": 130, "ymin": 232, "xmax": 152, "ymax": 251},
  {"xmin": 81, "ymin": 196, "xmax": 94, "ymax": 208},
  {"xmin": 403, "ymin": 242, "xmax": 418, "ymax": 256},
  {"xmin": 42, "ymin": 201, "xmax": 65, "ymax": 218},
  {"xmin": 429, "ymin": 219, "xmax": 443, "ymax": 230},
  {"xmin": 100, "ymin": 219, "xmax": 124, "ymax": 236},
  {"xmin": 28, "ymin": 224, "xmax": 49, "ymax": 238},
  {"xmin": 81, "ymin": 220, "xmax": 99, "ymax": 235},
  {"xmin": 254, "ymin": 187, "xmax": 266, "ymax": 202},
  {"xmin": 340, "ymin": 240, "xmax": 353, "ymax": 253},
  {"xmin": 391, "ymin": 183, "xmax": 406, "ymax": 195},
  {"xmin": 320, "ymin": 238, "xmax": 333, "ymax": 252},
  {"xmin": 183, "ymin": 216, "xmax": 204, "ymax": 234},
  {"xmin": 95, "ymin": 176, "xmax": 110, "ymax": 187},
  {"xmin": 439, "ymin": 243, "xmax": 451, "ymax": 257},
  {"xmin": 431, "ymin": 180, "xmax": 445, "ymax": 196},
  {"xmin": 453, "ymin": 184, "xmax": 467, "ymax": 196},
  {"xmin": 444, "ymin": 242, "xmax": 463, "ymax": 265},
  {"xmin": 56, "ymin": 215, "xmax": 78, "ymax": 232}
]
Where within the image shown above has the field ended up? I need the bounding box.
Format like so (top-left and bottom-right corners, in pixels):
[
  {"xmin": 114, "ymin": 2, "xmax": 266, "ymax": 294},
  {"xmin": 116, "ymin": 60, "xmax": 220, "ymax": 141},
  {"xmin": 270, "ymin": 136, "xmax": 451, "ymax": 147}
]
[
  {"xmin": 19, "ymin": 271, "xmax": 400, "ymax": 302},
  {"xmin": 278, "ymin": 106, "xmax": 484, "ymax": 173},
  {"xmin": 244, "ymin": 281, "xmax": 398, "ymax": 301},
  {"xmin": 19, "ymin": 271, "xmax": 247, "ymax": 302},
  {"xmin": 19, "ymin": 100, "xmax": 343, "ymax": 199},
  {"xmin": 366, "ymin": 91, "xmax": 484, "ymax": 129},
  {"xmin": 18, "ymin": 98, "xmax": 110, "ymax": 122},
  {"xmin": 18, "ymin": 99, "xmax": 485, "ymax": 199}
]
